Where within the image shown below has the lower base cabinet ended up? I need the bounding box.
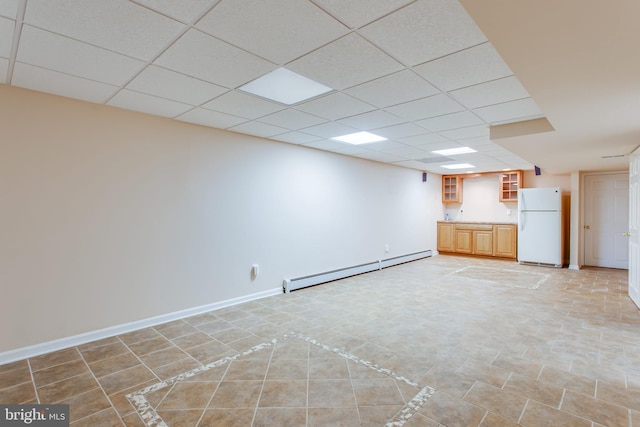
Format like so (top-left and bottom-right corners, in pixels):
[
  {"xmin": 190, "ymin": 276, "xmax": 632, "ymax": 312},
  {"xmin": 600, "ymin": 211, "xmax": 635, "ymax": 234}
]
[{"xmin": 437, "ymin": 222, "xmax": 517, "ymax": 259}]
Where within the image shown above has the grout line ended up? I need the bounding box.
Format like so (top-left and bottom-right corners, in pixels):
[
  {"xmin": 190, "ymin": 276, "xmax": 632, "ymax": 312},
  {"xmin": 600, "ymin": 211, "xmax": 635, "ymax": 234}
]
[
  {"xmin": 251, "ymin": 341, "xmax": 276, "ymax": 426},
  {"xmin": 517, "ymin": 399, "xmax": 530, "ymax": 424},
  {"xmin": 26, "ymin": 359, "xmax": 40, "ymax": 404}
]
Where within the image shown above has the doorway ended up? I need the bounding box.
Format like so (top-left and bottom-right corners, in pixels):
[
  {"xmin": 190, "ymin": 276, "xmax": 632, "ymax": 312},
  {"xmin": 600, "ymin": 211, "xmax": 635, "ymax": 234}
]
[{"xmin": 584, "ymin": 173, "xmax": 629, "ymax": 269}]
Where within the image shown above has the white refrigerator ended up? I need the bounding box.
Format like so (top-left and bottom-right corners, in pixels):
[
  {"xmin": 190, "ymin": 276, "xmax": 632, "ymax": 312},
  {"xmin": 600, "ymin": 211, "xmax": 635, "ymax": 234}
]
[{"xmin": 517, "ymin": 187, "xmax": 563, "ymax": 267}]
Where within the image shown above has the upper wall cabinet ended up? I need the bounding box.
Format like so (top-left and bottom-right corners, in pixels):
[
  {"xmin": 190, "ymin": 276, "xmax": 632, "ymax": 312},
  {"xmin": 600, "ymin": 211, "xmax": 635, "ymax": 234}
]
[
  {"xmin": 442, "ymin": 175, "xmax": 462, "ymax": 203},
  {"xmin": 499, "ymin": 170, "xmax": 523, "ymax": 202}
]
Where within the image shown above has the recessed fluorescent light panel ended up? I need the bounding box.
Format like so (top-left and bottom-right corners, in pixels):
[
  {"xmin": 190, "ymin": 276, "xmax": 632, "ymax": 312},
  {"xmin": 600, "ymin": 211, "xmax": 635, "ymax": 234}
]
[
  {"xmin": 332, "ymin": 131, "xmax": 387, "ymax": 145},
  {"xmin": 441, "ymin": 163, "xmax": 475, "ymax": 170},
  {"xmin": 239, "ymin": 67, "xmax": 332, "ymax": 105},
  {"xmin": 432, "ymin": 147, "xmax": 477, "ymax": 156}
]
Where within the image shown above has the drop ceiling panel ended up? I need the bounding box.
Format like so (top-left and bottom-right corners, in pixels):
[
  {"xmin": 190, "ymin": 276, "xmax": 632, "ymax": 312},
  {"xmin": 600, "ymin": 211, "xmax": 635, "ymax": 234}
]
[
  {"xmin": 386, "ymin": 94, "xmax": 464, "ymax": 121},
  {"xmin": 202, "ymin": 90, "xmax": 284, "ymax": 119},
  {"xmin": 12, "ymin": 62, "xmax": 117, "ymax": 103},
  {"xmin": 132, "ymin": 0, "xmax": 215, "ymax": 24},
  {"xmin": 228, "ymin": 121, "xmax": 289, "ymax": 138},
  {"xmin": 177, "ymin": 107, "xmax": 246, "ymax": 129},
  {"xmin": 474, "ymin": 98, "xmax": 543, "ymax": 124},
  {"xmin": 107, "ymin": 89, "xmax": 194, "ymax": 118},
  {"xmin": 271, "ymin": 131, "xmax": 323, "ymax": 145},
  {"xmin": 450, "ymin": 76, "xmax": 530, "ymax": 109},
  {"xmin": 24, "ymin": 0, "xmax": 185, "ymax": 61},
  {"xmin": 0, "ymin": 16, "xmax": 13, "ymax": 58},
  {"xmin": 439, "ymin": 124, "xmax": 489, "ymax": 140},
  {"xmin": 311, "ymin": 0, "xmax": 413, "ymax": 29},
  {"xmin": 345, "ymin": 69, "xmax": 439, "ymax": 108},
  {"xmin": 295, "ymin": 92, "xmax": 375, "ymax": 121},
  {"xmin": 0, "ymin": 0, "xmax": 18, "ymax": 19},
  {"xmin": 413, "ymin": 43, "xmax": 513, "ymax": 92},
  {"xmin": 359, "ymin": 0, "xmax": 486, "ymax": 66},
  {"xmin": 17, "ymin": 26, "xmax": 145, "ymax": 85},
  {"xmin": 399, "ymin": 133, "xmax": 451, "ymax": 146},
  {"xmin": 196, "ymin": 0, "xmax": 348, "ymax": 64},
  {"xmin": 371, "ymin": 123, "xmax": 429, "ymax": 139},
  {"xmin": 302, "ymin": 139, "xmax": 352, "ymax": 152},
  {"xmin": 126, "ymin": 65, "xmax": 227, "ymax": 106},
  {"xmin": 0, "ymin": 57, "xmax": 7, "ymax": 81},
  {"xmin": 287, "ymin": 33, "xmax": 404, "ymax": 90},
  {"xmin": 257, "ymin": 109, "xmax": 326, "ymax": 130},
  {"xmin": 416, "ymin": 111, "xmax": 484, "ymax": 132},
  {"xmin": 154, "ymin": 29, "xmax": 274, "ymax": 89},
  {"xmin": 353, "ymin": 151, "xmax": 406, "ymax": 163},
  {"xmin": 299, "ymin": 121, "xmax": 358, "ymax": 138},
  {"xmin": 337, "ymin": 110, "xmax": 405, "ymax": 130}
]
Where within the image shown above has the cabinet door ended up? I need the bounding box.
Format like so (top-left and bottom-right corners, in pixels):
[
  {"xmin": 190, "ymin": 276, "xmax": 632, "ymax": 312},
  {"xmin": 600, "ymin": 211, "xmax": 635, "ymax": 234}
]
[
  {"xmin": 437, "ymin": 223, "xmax": 455, "ymax": 252},
  {"xmin": 455, "ymin": 229, "xmax": 473, "ymax": 253},
  {"xmin": 442, "ymin": 176, "xmax": 462, "ymax": 203},
  {"xmin": 494, "ymin": 224, "xmax": 517, "ymax": 258},
  {"xmin": 473, "ymin": 230, "xmax": 494, "ymax": 256}
]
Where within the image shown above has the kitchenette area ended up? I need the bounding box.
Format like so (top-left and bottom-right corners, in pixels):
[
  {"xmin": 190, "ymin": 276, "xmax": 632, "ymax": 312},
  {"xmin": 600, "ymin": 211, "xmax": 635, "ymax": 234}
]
[{"xmin": 437, "ymin": 170, "xmax": 570, "ymax": 266}]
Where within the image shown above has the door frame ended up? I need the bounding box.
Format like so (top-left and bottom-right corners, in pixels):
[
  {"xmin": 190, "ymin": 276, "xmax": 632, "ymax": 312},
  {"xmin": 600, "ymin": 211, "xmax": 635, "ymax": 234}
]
[{"xmin": 581, "ymin": 171, "xmax": 629, "ymax": 269}]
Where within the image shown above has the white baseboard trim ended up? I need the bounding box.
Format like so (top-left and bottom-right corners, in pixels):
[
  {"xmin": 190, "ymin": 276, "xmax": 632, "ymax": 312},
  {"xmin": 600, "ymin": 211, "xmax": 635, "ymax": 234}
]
[
  {"xmin": 0, "ymin": 287, "xmax": 281, "ymax": 365},
  {"xmin": 568, "ymin": 264, "xmax": 581, "ymax": 270}
]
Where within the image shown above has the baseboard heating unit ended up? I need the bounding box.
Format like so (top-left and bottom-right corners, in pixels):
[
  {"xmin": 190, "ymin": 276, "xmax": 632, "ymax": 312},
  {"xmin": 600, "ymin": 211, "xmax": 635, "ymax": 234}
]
[{"xmin": 282, "ymin": 249, "xmax": 432, "ymax": 293}]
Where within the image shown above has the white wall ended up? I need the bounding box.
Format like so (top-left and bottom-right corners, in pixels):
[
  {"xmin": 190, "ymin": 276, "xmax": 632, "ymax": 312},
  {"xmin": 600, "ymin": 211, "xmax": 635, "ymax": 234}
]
[{"xmin": 0, "ymin": 85, "xmax": 439, "ymax": 354}]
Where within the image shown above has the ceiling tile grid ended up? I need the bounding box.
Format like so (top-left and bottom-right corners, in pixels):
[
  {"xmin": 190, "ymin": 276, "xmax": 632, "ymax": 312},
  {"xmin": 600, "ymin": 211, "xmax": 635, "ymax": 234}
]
[{"xmin": 2, "ymin": 0, "xmax": 547, "ymax": 174}]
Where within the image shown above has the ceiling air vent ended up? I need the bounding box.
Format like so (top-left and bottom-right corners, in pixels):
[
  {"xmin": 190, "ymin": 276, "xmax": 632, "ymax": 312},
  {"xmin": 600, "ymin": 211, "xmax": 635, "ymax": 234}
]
[{"xmin": 601, "ymin": 154, "xmax": 626, "ymax": 159}]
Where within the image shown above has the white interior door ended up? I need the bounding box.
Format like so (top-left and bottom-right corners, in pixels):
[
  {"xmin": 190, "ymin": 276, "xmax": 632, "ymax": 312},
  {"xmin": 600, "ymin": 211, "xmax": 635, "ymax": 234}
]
[
  {"xmin": 584, "ymin": 173, "xmax": 629, "ymax": 269},
  {"xmin": 629, "ymin": 152, "xmax": 640, "ymax": 308}
]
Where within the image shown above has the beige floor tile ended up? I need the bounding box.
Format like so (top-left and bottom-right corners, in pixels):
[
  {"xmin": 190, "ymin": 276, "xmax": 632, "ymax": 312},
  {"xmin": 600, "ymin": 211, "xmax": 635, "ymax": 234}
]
[
  {"xmin": 70, "ymin": 408, "xmax": 123, "ymax": 426},
  {"xmin": 97, "ymin": 364, "xmax": 157, "ymax": 395},
  {"xmin": 29, "ymin": 347, "xmax": 81, "ymax": 371},
  {"xmin": 79, "ymin": 340, "xmax": 130, "ymax": 364},
  {"xmin": 561, "ymin": 389, "xmax": 630, "ymax": 426},
  {"xmin": 258, "ymin": 380, "xmax": 307, "ymax": 407},
  {"xmin": 519, "ymin": 399, "xmax": 591, "ymax": 427},
  {"xmin": 198, "ymin": 408, "xmax": 254, "ymax": 426},
  {"xmin": 418, "ymin": 390, "xmax": 486, "ymax": 427},
  {"xmin": 308, "ymin": 379, "xmax": 356, "ymax": 407},
  {"xmin": 503, "ymin": 372, "xmax": 564, "ymax": 408},
  {"xmin": 207, "ymin": 381, "xmax": 262, "ymax": 408},
  {"xmin": 253, "ymin": 407, "xmax": 306, "ymax": 427},
  {"xmin": 37, "ymin": 372, "xmax": 99, "ymax": 403},
  {"xmin": 0, "ymin": 381, "xmax": 36, "ymax": 404},
  {"xmin": 463, "ymin": 381, "xmax": 527, "ymax": 422},
  {"xmin": 0, "ymin": 363, "xmax": 31, "ymax": 389},
  {"xmin": 88, "ymin": 351, "xmax": 141, "ymax": 378},
  {"xmin": 307, "ymin": 407, "xmax": 360, "ymax": 426},
  {"xmin": 156, "ymin": 381, "xmax": 219, "ymax": 410}
]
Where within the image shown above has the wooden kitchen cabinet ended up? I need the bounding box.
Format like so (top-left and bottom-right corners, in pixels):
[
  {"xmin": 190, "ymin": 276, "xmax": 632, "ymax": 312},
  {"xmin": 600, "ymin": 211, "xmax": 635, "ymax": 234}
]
[
  {"xmin": 494, "ymin": 224, "xmax": 517, "ymax": 258},
  {"xmin": 437, "ymin": 222, "xmax": 455, "ymax": 252},
  {"xmin": 442, "ymin": 175, "xmax": 462, "ymax": 203},
  {"xmin": 499, "ymin": 170, "xmax": 522, "ymax": 202},
  {"xmin": 437, "ymin": 222, "xmax": 517, "ymax": 259}
]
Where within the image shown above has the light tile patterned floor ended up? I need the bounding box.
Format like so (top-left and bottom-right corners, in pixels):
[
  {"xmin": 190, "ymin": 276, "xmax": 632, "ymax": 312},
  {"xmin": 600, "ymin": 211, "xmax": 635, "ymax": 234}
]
[{"xmin": 1, "ymin": 255, "xmax": 640, "ymax": 426}]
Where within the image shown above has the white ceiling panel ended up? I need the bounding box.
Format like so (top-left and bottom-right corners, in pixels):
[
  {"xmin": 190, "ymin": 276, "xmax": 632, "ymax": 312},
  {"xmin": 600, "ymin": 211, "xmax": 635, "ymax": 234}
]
[
  {"xmin": 439, "ymin": 124, "xmax": 489, "ymax": 140},
  {"xmin": 371, "ymin": 123, "xmax": 430, "ymax": 139},
  {"xmin": 295, "ymin": 92, "xmax": 375, "ymax": 121},
  {"xmin": 474, "ymin": 98, "xmax": 543, "ymax": 124},
  {"xmin": 271, "ymin": 131, "xmax": 323, "ymax": 145},
  {"xmin": 228, "ymin": 121, "xmax": 289, "ymax": 138},
  {"xmin": 288, "ymin": 33, "xmax": 403, "ymax": 90},
  {"xmin": 312, "ymin": 0, "xmax": 413, "ymax": 29},
  {"xmin": 154, "ymin": 29, "xmax": 274, "ymax": 89},
  {"xmin": 177, "ymin": 107, "xmax": 246, "ymax": 129},
  {"xmin": 399, "ymin": 133, "xmax": 451, "ymax": 147},
  {"xmin": 353, "ymin": 151, "xmax": 406, "ymax": 163},
  {"xmin": 258, "ymin": 109, "xmax": 326, "ymax": 130},
  {"xmin": 196, "ymin": 0, "xmax": 348, "ymax": 64},
  {"xmin": 24, "ymin": 0, "xmax": 185, "ymax": 61},
  {"xmin": 12, "ymin": 62, "xmax": 117, "ymax": 103},
  {"xmin": 126, "ymin": 65, "xmax": 227, "ymax": 106},
  {"xmin": 299, "ymin": 121, "xmax": 358, "ymax": 138},
  {"xmin": 345, "ymin": 69, "xmax": 439, "ymax": 108},
  {"xmin": 0, "ymin": 57, "xmax": 7, "ymax": 81},
  {"xmin": 16, "ymin": 26, "xmax": 145, "ymax": 85},
  {"xmin": 337, "ymin": 110, "xmax": 405, "ymax": 130},
  {"xmin": 416, "ymin": 111, "xmax": 484, "ymax": 132},
  {"xmin": 202, "ymin": 90, "xmax": 284, "ymax": 119},
  {"xmin": 359, "ymin": 0, "xmax": 486, "ymax": 66},
  {"xmin": 413, "ymin": 43, "xmax": 513, "ymax": 92},
  {"xmin": 303, "ymin": 139, "xmax": 353, "ymax": 152},
  {"xmin": 108, "ymin": 89, "xmax": 194, "ymax": 118},
  {"xmin": 132, "ymin": 0, "xmax": 216, "ymax": 24},
  {"xmin": 450, "ymin": 76, "xmax": 530, "ymax": 109},
  {"xmin": 0, "ymin": 0, "xmax": 18, "ymax": 19},
  {"xmin": 386, "ymin": 94, "xmax": 464, "ymax": 121},
  {"xmin": 0, "ymin": 16, "xmax": 14, "ymax": 58}
]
